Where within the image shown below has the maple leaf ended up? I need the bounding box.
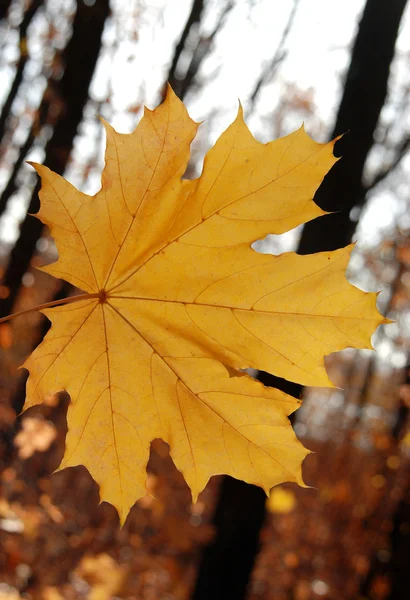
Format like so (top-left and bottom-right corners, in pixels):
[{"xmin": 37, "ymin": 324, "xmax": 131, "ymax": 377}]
[{"xmin": 20, "ymin": 86, "xmax": 384, "ymax": 523}]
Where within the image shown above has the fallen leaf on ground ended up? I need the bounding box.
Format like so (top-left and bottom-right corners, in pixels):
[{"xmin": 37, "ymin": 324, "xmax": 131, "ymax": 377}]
[{"xmin": 14, "ymin": 417, "xmax": 56, "ymax": 459}]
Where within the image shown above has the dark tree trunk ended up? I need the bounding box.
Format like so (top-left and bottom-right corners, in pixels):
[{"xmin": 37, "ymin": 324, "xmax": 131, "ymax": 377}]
[
  {"xmin": 0, "ymin": 0, "xmax": 12, "ymax": 21},
  {"xmin": 0, "ymin": 0, "xmax": 110, "ymax": 320},
  {"xmin": 191, "ymin": 1, "xmax": 407, "ymax": 598},
  {"xmin": 298, "ymin": 0, "xmax": 408, "ymax": 254},
  {"xmin": 386, "ymin": 483, "xmax": 410, "ymax": 600},
  {"xmin": 192, "ymin": 478, "xmax": 267, "ymax": 600}
]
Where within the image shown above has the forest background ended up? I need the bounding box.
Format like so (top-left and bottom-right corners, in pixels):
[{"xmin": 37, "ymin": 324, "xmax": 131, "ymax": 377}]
[{"xmin": 0, "ymin": 1, "xmax": 410, "ymax": 599}]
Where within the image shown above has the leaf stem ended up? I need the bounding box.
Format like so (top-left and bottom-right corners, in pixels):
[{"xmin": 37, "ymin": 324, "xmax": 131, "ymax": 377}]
[{"xmin": 0, "ymin": 293, "xmax": 99, "ymax": 325}]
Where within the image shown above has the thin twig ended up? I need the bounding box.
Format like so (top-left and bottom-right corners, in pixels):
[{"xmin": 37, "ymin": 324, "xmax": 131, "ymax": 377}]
[
  {"xmin": 179, "ymin": 1, "xmax": 234, "ymax": 100},
  {"xmin": 0, "ymin": 292, "xmax": 98, "ymax": 325},
  {"xmin": 364, "ymin": 134, "xmax": 410, "ymax": 193},
  {"xmin": 249, "ymin": 0, "xmax": 301, "ymax": 106},
  {"xmin": 0, "ymin": 0, "xmax": 43, "ymax": 144},
  {"xmin": 166, "ymin": 0, "xmax": 205, "ymax": 97}
]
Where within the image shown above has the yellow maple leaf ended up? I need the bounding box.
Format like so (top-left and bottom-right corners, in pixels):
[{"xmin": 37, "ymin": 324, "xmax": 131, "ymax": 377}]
[{"xmin": 20, "ymin": 86, "xmax": 384, "ymax": 523}]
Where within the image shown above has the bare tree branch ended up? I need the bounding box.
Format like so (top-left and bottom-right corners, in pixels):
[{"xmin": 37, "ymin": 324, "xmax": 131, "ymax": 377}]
[
  {"xmin": 249, "ymin": 0, "xmax": 301, "ymax": 106},
  {"xmin": 0, "ymin": 0, "xmax": 43, "ymax": 145},
  {"xmin": 0, "ymin": 87, "xmax": 52, "ymax": 218},
  {"xmin": 178, "ymin": 1, "xmax": 233, "ymax": 100},
  {"xmin": 0, "ymin": 129, "xmax": 34, "ymax": 215},
  {"xmin": 166, "ymin": 0, "xmax": 205, "ymax": 98},
  {"xmin": 364, "ymin": 134, "xmax": 410, "ymax": 193}
]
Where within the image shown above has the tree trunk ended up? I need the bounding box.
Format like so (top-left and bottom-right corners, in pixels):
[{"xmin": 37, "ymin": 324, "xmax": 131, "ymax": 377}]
[
  {"xmin": 0, "ymin": 0, "xmax": 12, "ymax": 21},
  {"xmin": 298, "ymin": 0, "xmax": 408, "ymax": 254}
]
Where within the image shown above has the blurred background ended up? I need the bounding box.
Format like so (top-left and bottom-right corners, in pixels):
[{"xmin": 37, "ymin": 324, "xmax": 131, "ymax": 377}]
[{"xmin": 0, "ymin": 0, "xmax": 410, "ymax": 598}]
